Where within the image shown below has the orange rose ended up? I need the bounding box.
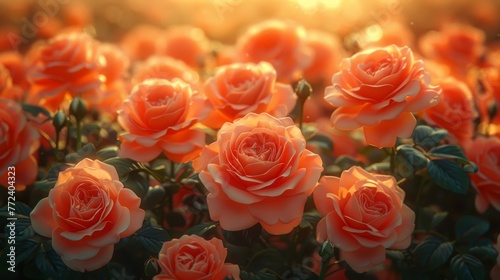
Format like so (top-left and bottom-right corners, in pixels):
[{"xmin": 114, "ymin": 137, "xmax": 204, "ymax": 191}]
[
  {"xmin": 118, "ymin": 78, "xmax": 209, "ymax": 163},
  {"xmin": 324, "ymin": 45, "xmax": 441, "ymax": 148},
  {"xmin": 419, "ymin": 23, "xmax": 485, "ymax": 75},
  {"xmin": 423, "ymin": 78, "xmax": 477, "ymax": 143},
  {"xmin": 0, "ymin": 98, "xmax": 40, "ymax": 191},
  {"xmin": 235, "ymin": 20, "xmax": 312, "ymax": 82},
  {"xmin": 303, "ymin": 29, "xmax": 345, "ymax": 84},
  {"xmin": 27, "ymin": 32, "xmax": 105, "ymax": 112},
  {"xmin": 202, "ymin": 62, "xmax": 296, "ymax": 129},
  {"xmin": 0, "ymin": 64, "xmax": 11, "ymax": 95},
  {"xmin": 132, "ymin": 56, "xmax": 200, "ymax": 86},
  {"xmin": 120, "ymin": 25, "xmax": 162, "ymax": 61},
  {"xmin": 154, "ymin": 235, "xmax": 240, "ymax": 280},
  {"xmin": 193, "ymin": 113, "xmax": 323, "ymax": 234},
  {"xmin": 0, "ymin": 51, "xmax": 27, "ymax": 90},
  {"xmin": 30, "ymin": 159, "xmax": 145, "ymax": 272},
  {"xmin": 314, "ymin": 166, "xmax": 415, "ymax": 273},
  {"xmin": 463, "ymin": 136, "xmax": 500, "ymax": 213},
  {"xmin": 160, "ymin": 26, "xmax": 210, "ymax": 70}
]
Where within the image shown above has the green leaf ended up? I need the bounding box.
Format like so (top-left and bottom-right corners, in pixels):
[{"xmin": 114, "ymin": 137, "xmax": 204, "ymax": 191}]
[
  {"xmin": 427, "ymin": 160, "xmax": 470, "ymax": 194},
  {"xmin": 135, "ymin": 225, "xmax": 170, "ymax": 254},
  {"xmin": 44, "ymin": 163, "xmax": 70, "ymax": 181},
  {"xmin": 413, "ymin": 236, "xmax": 454, "ymax": 271},
  {"xmin": 103, "ymin": 157, "xmax": 137, "ymax": 180},
  {"xmin": 397, "ymin": 145, "xmax": 428, "ymax": 170},
  {"xmin": 455, "ymin": 216, "xmax": 489, "ymax": 242},
  {"xmin": 22, "ymin": 104, "xmax": 52, "ymax": 119},
  {"xmin": 144, "ymin": 257, "xmax": 161, "ymax": 279},
  {"xmin": 96, "ymin": 146, "xmax": 119, "ymax": 160},
  {"xmin": 35, "ymin": 246, "xmax": 69, "ymax": 280},
  {"xmin": 184, "ymin": 222, "xmax": 218, "ymax": 236},
  {"xmin": 335, "ymin": 155, "xmax": 361, "ymax": 171},
  {"xmin": 307, "ymin": 134, "xmax": 334, "ymax": 153},
  {"xmin": 141, "ymin": 185, "xmax": 166, "ymax": 209},
  {"xmin": 412, "ymin": 126, "xmax": 448, "ymax": 150},
  {"xmin": 428, "ymin": 145, "xmax": 468, "ymax": 163},
  {"xmin": 416, "ymin": 207, "xmax": 448, "ymax": 231},
  {"xmin": 16, "ymin": 239, "xmax": 40, "ymax": 263},
  {"xmin": 431, "ymin": 211, "xmax": 448, "ymax": 229},
  {"xmin": 468, "ymin": 244, "xmax": 498, "ymax": 262},
  {"xmin": 77, "ymin": 143, "xmax": 96, "ymax": 157},
  {"xmin": 300, "ymin": 211, "xmax": 322, "ymax": 229},
  {"xmin": 450, "ymin": 254, "xmax": 485, "ymax": 280},
  {"xmin": 123, "ymin": 173, "xmax": 149, "ymax": 198},
  {"xmin": 65, "ymin": 152, "xmax": 83, "ymax": 163}
]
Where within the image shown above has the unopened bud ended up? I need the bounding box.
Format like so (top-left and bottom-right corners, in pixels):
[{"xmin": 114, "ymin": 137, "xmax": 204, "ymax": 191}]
[
  {"xmin": 52, "ymin": 111, "xmax": 67, "ymax": 133},
  {"xmin": 295, "ymin": 78, "xmax": 312, "ymax": 103},
  {"xmin": 69, "ymin": 97, "xmax": 87, "ymax": 122}
]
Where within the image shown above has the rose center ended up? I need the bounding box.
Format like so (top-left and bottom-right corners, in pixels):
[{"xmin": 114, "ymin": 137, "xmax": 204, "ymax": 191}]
[
  {"xmin": 357, "ymin": 187, "xmax": 391, "ymax": 216},
  {"xmin": 70, "ymin": 183, "xmax": 103, "ymax": 217},
  {"xmin": 359, "ymin": 57, "xmax": 392, "ymax": 76},
  {"xmin": 241, "ymin": 133, "xmax": 277, "ymax": 161},
  {"xmin": 177, "ymin": 244, "xmax": 208, "ymax": 271}
]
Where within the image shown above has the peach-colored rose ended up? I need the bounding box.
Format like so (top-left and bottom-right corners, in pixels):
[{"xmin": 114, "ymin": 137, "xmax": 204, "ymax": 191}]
[
  {"xmin": 0, "ymin": 64, "xmax": 11, "ymax": 95},
  {"xmin": 154, "ymin": 235, "xmax": 240, "ymax": 280},
  {"xmin": 463, "ymin": 136, "xmax": 500, "ymax": 213},
  {"xmin": 423, "ymin": 78, "xmax": 477, "ymax": 143},
  {"xmin": 99, "ymin": 43, "xmax": 129, "ymax": 85},
  {"xmin": 202, "ymin": 61, "xmax": 296, "ymax": 129},
  {"xmin": 303, "ymin": 30, "xmax": 345, "ymax": 84},
  {"xmin": 118, "ymin": 78, "xmax": 209, "ymax": 163},
  {"xmin": 314, "ymin": 166, "xmax": 415, "ymax": 273},
  {"xmin": 92, "ymin": 43, "xmax": 130, "ymax": 119},
  {"xmin": 120, "ymin": 25, "xmax": 163, "ymax": 61},
  {"xmin": 324, "ymin": 45, "xmax": 441, "ymax": 148},
  {"xmin": 419, "ymin": 23, "xmax": 485, "ymax": 76},
  {"xmin": 0, "ymin": 98, "xmax": 40, "ymax": 191},
  {"xmin": 193, "ymin": 113, "xmax": 323, "ymax": 234},
  {"xmin": 132, "ymin": 56, "xmax": 199, "ymax": 86},
  {"xmin": 30, "ymin": 159, "xmax": 145, "ymax": 272},
  {"xmin": 160, "ymin": 26, "xmax": 210, "ymax": 70},
  {"xmin": 27, "ymin": 32, "xmax": 105, "ymax": 112},
  {"xmin": 0, "ymin": 51, "xmax": 27, "ymax": 90},
  {"xmin": 235, "ymin": 20, "xmax": 312, "ymax": 82}
]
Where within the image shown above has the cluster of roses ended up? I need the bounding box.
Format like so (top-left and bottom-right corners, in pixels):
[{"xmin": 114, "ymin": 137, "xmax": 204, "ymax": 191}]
[{"xmin": 1, "ymin": 16, "xmax": 500, "ymax": 279}]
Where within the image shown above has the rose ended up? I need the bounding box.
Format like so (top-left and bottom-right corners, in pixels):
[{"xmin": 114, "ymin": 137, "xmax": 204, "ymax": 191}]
[
  {"xmin": 313, "ymin": 166, "xmax": 415, "ymax": 272},
  {"xmin": 419, "ymin": 23, "xmax": 485, "ymax": 72},
  {"xmin": 132, "ymin": 56, "xmax": 200, "ymax": 86},
  {"xmin": 0, "ymin": 98, "xmax": 40, "ymax": 191},
  {"xmin": 193, "ymin": 113, "xmax": 323, "ymax": 234},
  {"xmin": 463, "ymin": 136, "xmax": 500, "ymax": 213},
  {"xmin": 423, "ymin": 78, "xmax": 477, "ymax": 143},
  {"xmin": 154, "ymin": 235, "xmax": 240, "ymax": 280},
  {"xmin": 160, "ymin": 26, "xmax": 210, "ymax": 70},
  {"xmin": 202, "ymin": 61, "xmax": 296, "ymax": 128},
  {"xmin": 26, "ymin": 32, "xmax": 105, "ymax": 112},
  {"xmin": 118, "ymin": 78, "xmax": 209, "ymax": 163},
  {"xmin": 120, "ymin": 25, "xmax": 163, "ymax": 61},
  {"xmin": 302, "ymin": 29, "xmax": 345, "ymax": 84},
  {"xmin": 235, "ymin": 20, "xmax": 312, "ymax": 82},
  {"xmin": 30, "ymin": 159, "xmax": 145, "ymax": 272},
  {"xmin": 324, "ymin": 45, "xmax": 441, "ymax": 148}
]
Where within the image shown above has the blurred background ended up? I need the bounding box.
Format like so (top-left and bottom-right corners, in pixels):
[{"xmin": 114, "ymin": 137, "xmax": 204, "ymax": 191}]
[{"xmin": 1, "ymin": 0, "xmax": 499, "ymax": 53}]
